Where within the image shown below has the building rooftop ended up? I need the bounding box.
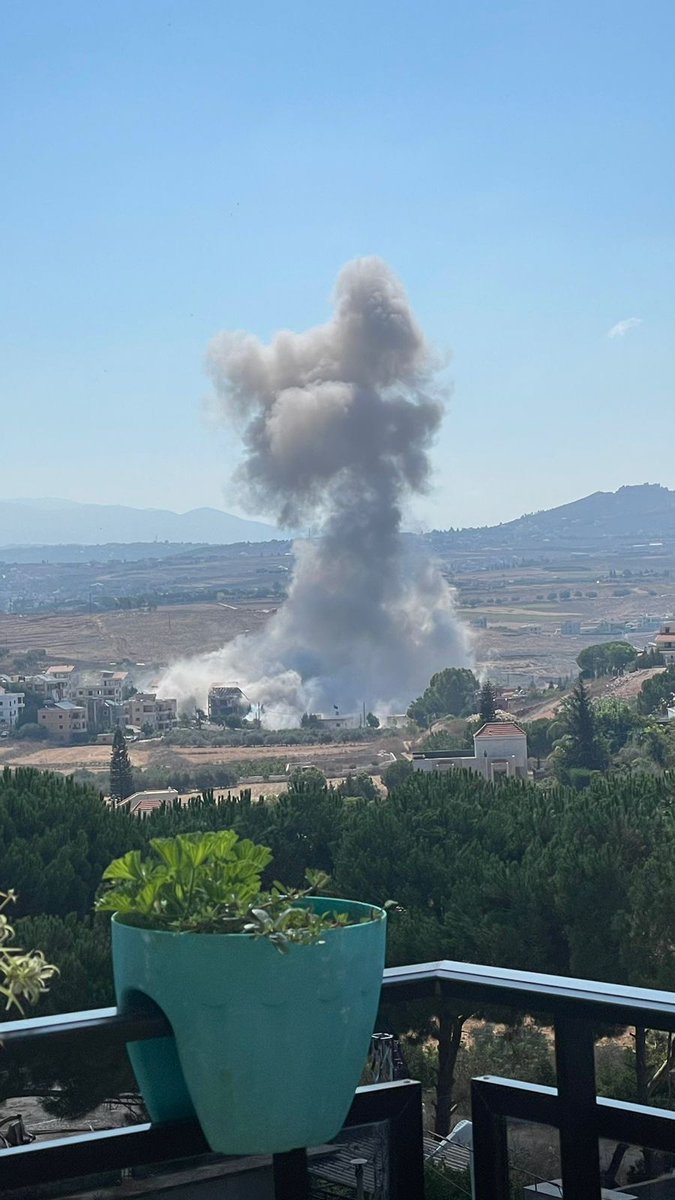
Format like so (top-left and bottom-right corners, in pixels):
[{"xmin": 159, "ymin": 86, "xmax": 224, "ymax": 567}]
[
  {"xmin": 474, "ymin": 721, "xmax": 526, "ymax": 739},
  {"xmin": 45, "ymin": 664, "xmax": 75, "ymax": 674},
  {"xmin": 126, "ymin": 788, "xmax": 180, "ymax": 814}
]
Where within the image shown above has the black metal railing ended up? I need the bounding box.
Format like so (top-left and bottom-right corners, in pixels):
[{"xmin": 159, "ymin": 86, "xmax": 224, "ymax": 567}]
[
  {"xmin": 1, "ymin": 960, "xmax": 675, "ymax": 1199},
  {"xmin": 382, "ymin": 961, "xmax": 675, "ymax": 1200}
]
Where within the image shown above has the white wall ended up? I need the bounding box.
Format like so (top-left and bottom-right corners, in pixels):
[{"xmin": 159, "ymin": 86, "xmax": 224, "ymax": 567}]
[{"xmin": 473, "ymin": 733, "xmax": 528, "ymax": 772}]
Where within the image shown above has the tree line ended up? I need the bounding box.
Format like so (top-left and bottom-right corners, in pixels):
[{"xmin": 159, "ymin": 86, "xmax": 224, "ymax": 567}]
[{"xmin": 1, "ymin": 762, "xmax": 674, "ymax": 1145}]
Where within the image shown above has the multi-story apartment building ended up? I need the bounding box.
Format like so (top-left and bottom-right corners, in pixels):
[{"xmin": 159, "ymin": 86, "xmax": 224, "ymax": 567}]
[
  {"xmin": 85, "ymin": 697, "xmax": 126, "ymax": 733},
  {"xmin": 124, "ymin": 693, "xmax": 177, "ymax": 733},
  {"xmin": 70, "ymin": 670, "xmax": 129, "ymax": 706},
  {"xmin": 100, "ymin": 671, "xmax": 130, "ymax": 703},
  {"xmin": 37, "ymin": 700, "xmax": 87, "ymax": 742},
  {"xmin": 0, "ymin": 687, "xmax": 24, "ymax": 728},
  {"xmin": 208, "ymin": 684, "xmax": 248, "ymax": 723},
  {"xmin": 44, "ymin": 665, "xmax": 77, "ymax": 697},
  {"xmin": 30, "ymin": 673, "xmax": 64, "ymax": 699}
]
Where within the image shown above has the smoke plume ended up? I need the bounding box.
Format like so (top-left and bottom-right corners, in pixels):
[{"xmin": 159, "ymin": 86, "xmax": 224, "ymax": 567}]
[{"xmin": 159, "ymin": 258, "xmax": 471, "ymax": 722}]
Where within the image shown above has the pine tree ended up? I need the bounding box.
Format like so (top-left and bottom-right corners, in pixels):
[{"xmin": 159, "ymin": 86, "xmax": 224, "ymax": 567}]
[
  {"xmin": 109, "ymin": 727, "xmax": 134, "ymax": 802},
  {"xmin": 479, "ymin": 679, "xmax": 497, "ymax": 723},
  {"xmin": 561, "ymin": 678, "xmax": 607, "ymax": 771}
]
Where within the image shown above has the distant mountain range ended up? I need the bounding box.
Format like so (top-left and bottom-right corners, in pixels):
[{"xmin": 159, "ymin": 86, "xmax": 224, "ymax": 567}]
[
  {"xmin": 0, "ymin": 498, "xmax": 279, "ymax": 547},
  {"xmin": 1, "ymin": 484, "xmax": 674, "ymax": 552},
  {"xmin": 427, "ymin": 484, "xmax": 675, "ymax": 552}
]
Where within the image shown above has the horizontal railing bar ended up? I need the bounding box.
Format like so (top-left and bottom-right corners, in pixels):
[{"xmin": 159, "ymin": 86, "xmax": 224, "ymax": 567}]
[
  {"xmin": 472, "ymin": 1076, "xmax": 675, "ymax": 1156},
  {"xmin": 0, "ymin": 1005, "xmax": 171, "ymax": 1047},
  {"xmin": 382, "ymin": 961, "xmax": 675, "ymax": 1031},
  {"xmin": 471, "ymin": 1076, "xmax": 558, "ymax": 1124},
  {"xmin": 597, "ymin": 1096, "xmax": 675, "ymax": 1154},
  {"xmin": 0, "ymin": 1119, "xmax": 210, "ymax": 1189},
  {"xmin": 0, "ymin": 1080, "xmax": 422, "ymax": 1191},
  {"xmin": 2, "ymin": 961, "xmax": 674, "ymax": 1049}
]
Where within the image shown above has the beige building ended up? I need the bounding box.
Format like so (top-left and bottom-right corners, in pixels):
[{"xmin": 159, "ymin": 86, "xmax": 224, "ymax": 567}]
[
  {"xmin": 45, "ymin": 664, "xmax": 77, "ymax": 688},
  {"xmin": 650, "ymin": 622, "xmax": 675, "ymax": 665},
  {"xmin": 70, "ymin": 669, "xmax": 129, "ymax": 706},
  {"xmin": 412, "ymin": 721, "xmax": 529, "ymax": 781},
  {"xmin": 38, "ymin": 701, "xmax": 87, "ymax": 742},
  {"xmin": 125, "ymin": 693, "xmax": 177, "ymax": 733}
]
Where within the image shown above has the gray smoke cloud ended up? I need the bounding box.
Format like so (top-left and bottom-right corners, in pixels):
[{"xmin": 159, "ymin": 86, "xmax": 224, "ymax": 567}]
[{"xmin": 159, "ymin": 258, "xmax": 472, "ymax": 722}]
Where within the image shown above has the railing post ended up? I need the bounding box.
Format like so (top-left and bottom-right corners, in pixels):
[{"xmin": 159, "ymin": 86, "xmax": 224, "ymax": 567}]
[
  {"xmin": 555, "ymin": 1016, "xmax": 602, "ymax": 1199},
  {"xmin": 272, "ymin": 1148, "xmax": 310, "ymax": 1199},
  {"xmin": 471, "ymin": 1078, "xmax": 510, "ymax": 1200}
]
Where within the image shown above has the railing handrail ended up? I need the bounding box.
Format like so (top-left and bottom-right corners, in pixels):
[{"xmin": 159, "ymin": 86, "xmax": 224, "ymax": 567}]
[
  {"xmin": 382, "ymin": 959, "xmax": 675, "ymax": 1030},
  {"xmin": 3, "ymin": 958, "xmax": 674, "ymax": 1044},
  {"xmin": 2, "ymin": 960, "xmax": 675, "ymax": 1200}
]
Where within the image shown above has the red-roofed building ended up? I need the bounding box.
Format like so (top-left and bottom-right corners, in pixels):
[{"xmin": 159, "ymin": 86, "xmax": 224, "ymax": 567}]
[
  {"xmin": 649, "ymin": 622, "xmax": 675, "ymax": 664},
  {"xmin": 124, "ymin": 789, "xmax": 180, "ymax": 815},
  {"xmin": 412, "ymin": 720, "xmax": 528, "ymax": 781}
]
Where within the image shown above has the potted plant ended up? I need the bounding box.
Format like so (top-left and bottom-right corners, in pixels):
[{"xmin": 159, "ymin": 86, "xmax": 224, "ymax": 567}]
[{"xmin": 96, "ymin": 830, "xmax": 386, "ymax": 1155}]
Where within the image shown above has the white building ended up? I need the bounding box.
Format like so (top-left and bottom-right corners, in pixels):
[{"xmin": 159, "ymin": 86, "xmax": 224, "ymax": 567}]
[
  {"xmin": 123, "ymin": 789, "xmax": 180, "ymax": 815},
  {"xmin": 316, "ymin": 713, "xmax": 359, "ymax": 730},
  {"xmin": 0, "ymin": 687, "xmax": 24, "ymax": 728},
  {"xmin": 412, "ymin": 721, "xmax": 529, "ymax": 781}
]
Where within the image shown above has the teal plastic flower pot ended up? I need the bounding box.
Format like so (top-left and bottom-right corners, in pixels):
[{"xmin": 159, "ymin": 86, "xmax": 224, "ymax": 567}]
[{"xmin": 111, "ymin": 898, "xmax": 386, "ymax": 1155}]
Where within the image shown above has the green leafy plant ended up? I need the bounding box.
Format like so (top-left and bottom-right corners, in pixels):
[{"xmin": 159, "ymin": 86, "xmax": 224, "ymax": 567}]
[
  {"xmin": 96, "ymin": 830, "xmax": 383, "ymax": 952},
  {"xmin": 0, "ymin": 890, "xmax": 59, "ymax": 1013}
]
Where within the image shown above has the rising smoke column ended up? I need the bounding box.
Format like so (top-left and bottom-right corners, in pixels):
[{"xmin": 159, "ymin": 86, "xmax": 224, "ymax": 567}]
[{"xmin": 160, "ymin": 258, "xmax": 471, "ymax": 722}]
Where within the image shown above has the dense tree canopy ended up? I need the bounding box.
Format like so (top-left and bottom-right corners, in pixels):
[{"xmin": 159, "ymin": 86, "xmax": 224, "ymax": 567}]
[
  {"xmin": 577, "ymin": 641, "xmax": 637, "ymax": 679},
  {"xmin": 407, "ymin": 668, "xmax": 479, "ymax": 727},
  {"xmin": 552, "ymin": 677, "xmax": 608, "ymax": 782},
  {"xmin": 0, "ymin": 767, "xmax": 143, "ymax": 918},
  {"xmin": 637, "ymin": 665, "xmax": 675, "ymax": 716},
  {"xmin": 2, "ymin": 763, "xmax": 675, "ymax": 1133}
]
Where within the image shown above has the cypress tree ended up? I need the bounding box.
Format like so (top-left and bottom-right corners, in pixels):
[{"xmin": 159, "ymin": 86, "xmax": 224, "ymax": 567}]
[
  {"xmin": 109, "ymin": 728, "xmax": 134, "ymax": 802},
  {"xmin": 562, "ymin": 678, "xmax": 607, "ymax": 771},
  {"xmin": 479, "ymin": 679, "xmax": 497, "ymax": 723}
]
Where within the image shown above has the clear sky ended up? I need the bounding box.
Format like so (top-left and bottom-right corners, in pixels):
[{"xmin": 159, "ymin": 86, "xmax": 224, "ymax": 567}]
[{"xmin": 1, "ymin": 0, "xmax": 673, "ymax": 529}]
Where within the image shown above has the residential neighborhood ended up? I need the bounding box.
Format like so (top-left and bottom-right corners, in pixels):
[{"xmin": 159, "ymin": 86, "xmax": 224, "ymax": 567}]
[{"xmin": 0, "ymin": 665, "xmax": 178, "ymax": 742}]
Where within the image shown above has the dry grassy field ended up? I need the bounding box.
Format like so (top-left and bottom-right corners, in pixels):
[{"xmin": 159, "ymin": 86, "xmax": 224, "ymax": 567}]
[
  {"xmin": 0, "ymin": 602, "xmax": 272, "ymax": 666},
  {"xmin": 3, "ymin": 547, "xmax": 675, "ymax": 691},
  {"xmin": 0, "ymin": 734, "xmax": 399, "ymax": 780}
]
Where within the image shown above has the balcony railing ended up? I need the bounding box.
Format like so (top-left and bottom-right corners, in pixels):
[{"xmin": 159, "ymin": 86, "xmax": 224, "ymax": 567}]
[{"xmin": 1, "ymin": 960, "xmax": 675, "ymax": 1199}]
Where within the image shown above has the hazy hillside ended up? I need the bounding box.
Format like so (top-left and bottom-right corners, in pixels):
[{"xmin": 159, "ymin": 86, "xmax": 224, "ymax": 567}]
[
  {"xmin": 0, "ymin": 499, "xmax": 278, "ymax": 547},
  {"xmin": 499, "ymin": 484, "xmax": 675, "ymax": 540},
  {"xmin": 2, "ymin": 484, "xmax": 674, "ymax": 555},
  {"xmin": 429, "ymin": 484, "xmax": 675, "ymax": 550}
]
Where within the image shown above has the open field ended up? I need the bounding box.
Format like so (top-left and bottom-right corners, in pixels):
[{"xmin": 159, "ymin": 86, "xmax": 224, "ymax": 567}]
[
  {"xmin": 3, "ymin": 539, "xmax": 675, "ymax": 691},
  {"xmin": 0, "ymin": 603, "xmax": 271, "ymax": 666},
  {"xmin": 0, "ymin": 734, "xmax": 400, "ymax": 780}
]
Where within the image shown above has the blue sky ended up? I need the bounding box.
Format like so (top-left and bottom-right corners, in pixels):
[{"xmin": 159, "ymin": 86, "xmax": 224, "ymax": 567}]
[{"xmin": 1, "ymin": 0, "xmax": 673, "ymax": 529}]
